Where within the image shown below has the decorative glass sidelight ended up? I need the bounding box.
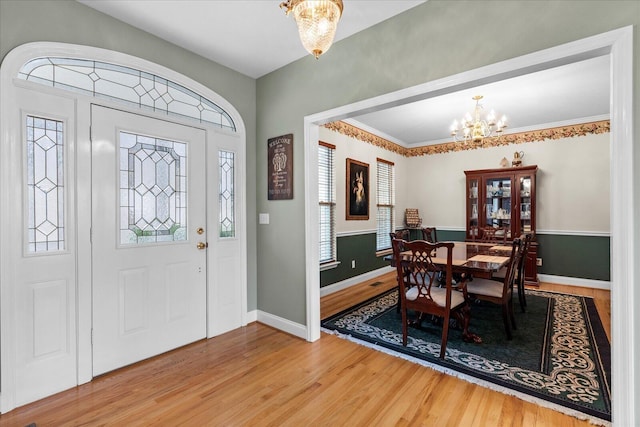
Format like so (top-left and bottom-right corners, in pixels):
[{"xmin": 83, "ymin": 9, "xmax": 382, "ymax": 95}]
[
  {"xmin": 18, "ymin": 57, "xmax": 236, "ymax": 132},
  {"xmin": 119, "ymin": 132, "xmax": 187, "ymax": 245},
  {"xmin": 218, "ymin": 150, "xmax": 235, "ymax": 238},
  {"xmin": 26, "ymin": 115, "xmax": 65, "ymax": 252}
]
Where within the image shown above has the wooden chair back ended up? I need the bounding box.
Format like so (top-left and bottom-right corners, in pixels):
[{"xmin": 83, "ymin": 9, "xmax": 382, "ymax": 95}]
[
  {"xmin": 392, "ymin": 239, "xmax": 470, "ymax": 359},
  {"xmin": 389, "ymin": 229, "xmax": 410, "ymax": 242},
  {"xmin": 480, "ymin": 226, "xmax": 507, "ymax": 243},
  {"xmin": 420, "ymin": 227, "xmax": 438, "ymax": 243},
  {"xmin": 503, "ymin": 238, "xmax": 524, "ymax": 297},
  {"xmin": 514, "ymin": 233, "xmax": 533, "ymax": 310},
  {"xmin": 466, "ymin": 237, "xmax": 523, "ymax": 339}
]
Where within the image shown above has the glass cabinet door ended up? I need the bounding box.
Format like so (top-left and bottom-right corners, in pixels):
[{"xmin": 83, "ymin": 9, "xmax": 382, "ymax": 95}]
[
  {"xmin": 467, "ymin": 178, "xmax": 479, "ymax": 239},
  {"xmin": 484, "ymin": 176, "xmax": 512, "ymax": 239},
  {"xmin": 518, "ymin": 174, "xmax": 533, "ymax": 235}
]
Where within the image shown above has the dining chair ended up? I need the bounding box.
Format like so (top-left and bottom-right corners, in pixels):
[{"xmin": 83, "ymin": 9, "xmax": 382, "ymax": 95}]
[
  {"xmin": 480, "ymin": 226, "xmax": 507, "ymax": 243},
  {"xmin": 390, "ymin": 236, "xmax": 410, "ymax": 313},
  {"xmin": 389, "ymin": 229, "xmax": 410, "ymax": 242},
  {"xmin": 392, "ymin": 239, "xmax": 471, "ymax": 359},
  {"xmin": 492, "ymin": 233, "xmax": 533, "ymax": 312},
  {"xmin": 465, "ymin": 237, "xmax": 523, "ymax": 340},
  {"xmin": 420, "ymin": 227, "xmax": 438, "ymax": 243}
]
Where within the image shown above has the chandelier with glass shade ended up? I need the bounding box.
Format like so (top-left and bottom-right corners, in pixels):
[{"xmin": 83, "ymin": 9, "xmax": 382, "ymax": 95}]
[
  {"xmin": 450, "ymin": 95, "xmax": 507, "ymax": 144},
  {"xmin": 280, "ymin": 0, "xmax": 344, "ymax": 59}
]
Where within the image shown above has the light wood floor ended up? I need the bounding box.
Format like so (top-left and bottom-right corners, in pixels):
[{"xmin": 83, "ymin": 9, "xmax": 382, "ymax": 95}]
[{"xmin": 1, "ymin": 273, "xmax": 610, "ymax": 427}]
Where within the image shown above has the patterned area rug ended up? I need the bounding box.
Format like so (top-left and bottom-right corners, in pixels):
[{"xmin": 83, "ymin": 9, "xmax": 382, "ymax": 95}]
[{"xmin": 322, "ymin": 288, "xmax": 611, "ymax": 424}]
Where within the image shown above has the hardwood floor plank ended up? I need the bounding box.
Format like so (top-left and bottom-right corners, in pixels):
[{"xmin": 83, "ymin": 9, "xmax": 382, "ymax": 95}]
[{"xmin": 0, "ymin": 274, "xmax": 609, "ymax": 427}]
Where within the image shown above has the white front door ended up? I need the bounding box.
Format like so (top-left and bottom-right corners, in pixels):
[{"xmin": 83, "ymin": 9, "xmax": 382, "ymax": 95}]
[{"xmin": 91, "ymin": 105, "xmax": 207, "ymax": 375}]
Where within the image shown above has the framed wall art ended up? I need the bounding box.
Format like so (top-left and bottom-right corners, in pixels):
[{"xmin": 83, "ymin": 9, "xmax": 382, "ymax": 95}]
[
  {"xmin": 267, "ymin": 133, "xmax": 293, "ymax": 200},
  {"xmin": 346, "ymin": 158, "xmax": 369, "ymax": 220}
]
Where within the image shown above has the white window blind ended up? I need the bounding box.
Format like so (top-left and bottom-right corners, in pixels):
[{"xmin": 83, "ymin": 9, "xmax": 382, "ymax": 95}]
[
  {"xmin": 376, "ymin": 158, "xmax": 395, "ymax": 251},
  {"xmin": 319, "ymin": 142, "xmax": 336, "ymax": 264}
]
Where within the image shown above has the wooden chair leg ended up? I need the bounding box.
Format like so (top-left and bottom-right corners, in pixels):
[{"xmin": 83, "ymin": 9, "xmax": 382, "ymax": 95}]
[
  {"xmin": 509, "ymin": 299, "xmax": 517, "ymax": 331},
  {"xmin": 439, "ymin": 313, "xmax": 450, "ymax": 359},
  {"xmin": 501, "ymin": 304, "xmax": 513, "ymax": 340},
  {"xmin": 518, "ymin": 280, "xmax": 527, "ymax": 311},
  {"xmin": 401, "ymin": 307, "xmax": 408, "ymax": 346}
]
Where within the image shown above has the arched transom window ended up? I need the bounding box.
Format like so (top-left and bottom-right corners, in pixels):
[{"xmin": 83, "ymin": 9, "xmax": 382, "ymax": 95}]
[{"xmin": 18, "ymin": 57, "xmax": 236, "ymax": 131}]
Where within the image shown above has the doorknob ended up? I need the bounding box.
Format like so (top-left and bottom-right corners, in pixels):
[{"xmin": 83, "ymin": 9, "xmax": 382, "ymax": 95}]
[{"xmin": 196, "ymin": 242, "xmax": 208, "ymax": 250}]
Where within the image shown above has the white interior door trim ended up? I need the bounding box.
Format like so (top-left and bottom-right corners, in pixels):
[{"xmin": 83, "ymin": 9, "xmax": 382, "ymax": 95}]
[
  {"xmin": 1, "ymin": 42, "xmax": 248, "ymax": 413},
  {"xmin": 304, "ymin": 26, "xmax": 634, "ymax": 424}
]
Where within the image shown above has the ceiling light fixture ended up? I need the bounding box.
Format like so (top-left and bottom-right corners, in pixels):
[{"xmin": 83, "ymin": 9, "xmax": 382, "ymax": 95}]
[
  {"xmin": 450, "ymin": 95, "xmax": 507, "ymax": 143},
  {"xmin": 280, "ymin": 0, "xmax": 344, "ymax": 59}
]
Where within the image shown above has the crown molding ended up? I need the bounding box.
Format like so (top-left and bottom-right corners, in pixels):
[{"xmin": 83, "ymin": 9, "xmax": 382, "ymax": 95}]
[{"xmin": 323, "ymin": 119, "xmax": 610, "ymax": 157}]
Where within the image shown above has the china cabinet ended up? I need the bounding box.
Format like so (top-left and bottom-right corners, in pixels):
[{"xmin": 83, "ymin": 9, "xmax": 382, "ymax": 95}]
[{"xmin": 464, "ymin": 165, "xmax": 539, "ymax": 285}]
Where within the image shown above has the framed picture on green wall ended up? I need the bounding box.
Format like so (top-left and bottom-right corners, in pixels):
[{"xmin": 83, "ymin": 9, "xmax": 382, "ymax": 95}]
[{"xmin": 346, "ymin": 158, "xmax": 369, "ymax": 220}]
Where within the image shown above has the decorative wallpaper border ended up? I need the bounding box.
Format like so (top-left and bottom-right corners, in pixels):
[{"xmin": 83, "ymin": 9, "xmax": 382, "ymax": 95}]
[{"xmin": 323, "ymin": 120, "xmax": 610, "ymax": 157}]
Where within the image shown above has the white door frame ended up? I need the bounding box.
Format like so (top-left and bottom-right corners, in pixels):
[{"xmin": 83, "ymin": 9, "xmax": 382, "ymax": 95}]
[
  {"xmin": 304, "ymin": 26, "xmax": 634, "ymax": 424},
  {"xmin": 0, "ymin": 42, "xmax": 248, "ymax": 412}
]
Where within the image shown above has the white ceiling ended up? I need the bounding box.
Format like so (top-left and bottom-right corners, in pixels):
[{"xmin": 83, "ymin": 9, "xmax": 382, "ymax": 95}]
[
  {"xmin": 78, "ymin": 0, "xmax": 426, "ymax": 79},
  {"xmin": 77, "ymin": 0, "xmax": 610, "ymax": 147},
  {"xmin": 350, "ymin": 55, "xmax": 611, "ymax": 146}
]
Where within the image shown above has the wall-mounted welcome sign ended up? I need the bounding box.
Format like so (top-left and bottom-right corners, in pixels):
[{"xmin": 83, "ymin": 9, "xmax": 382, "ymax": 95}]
[{"xmin": 267, "ymin": 133, "xmax": 293, "ymax": 200}]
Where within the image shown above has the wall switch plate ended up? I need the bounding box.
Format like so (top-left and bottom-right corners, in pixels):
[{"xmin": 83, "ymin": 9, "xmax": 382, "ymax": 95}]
[
  {"xmin": 259, "ymin": 213, "xmax": 269, "ymax": 224},
  {"xmin": 536, "ymin": 257, "xmax": 543, "ymax": 266},
  {"xmin": 351, "ymin": 260, "xmax": 356, "ymax": 268}
]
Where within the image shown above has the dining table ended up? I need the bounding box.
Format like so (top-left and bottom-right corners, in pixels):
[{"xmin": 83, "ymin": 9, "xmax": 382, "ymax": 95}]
[
  {"xmin": 427, "ymin": 241, "xmax": 513, "ymax": 277},
  {"xmin": 391, "ymin": 240, "xmax": 514, "ymax": 278},
  {"xmin": 390, "ymin": 240, "xmax": 516, "ymax": 344}
]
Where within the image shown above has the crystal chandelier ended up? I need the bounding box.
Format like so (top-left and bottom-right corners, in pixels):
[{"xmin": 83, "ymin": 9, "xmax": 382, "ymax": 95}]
[
  {"xmin": 280, "ymin": 0, "xmax": 344, "ymax": 59},
  {"xmin": 450, "ymin": 95, "xmax": 507, "ymax": 143}
]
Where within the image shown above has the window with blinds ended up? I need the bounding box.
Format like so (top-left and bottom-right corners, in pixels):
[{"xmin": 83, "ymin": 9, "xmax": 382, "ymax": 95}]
[
  {"xmin": 319, "ymin": 142, "xmax": 336, "ymax": 264},
  {"xmin": 376, "ymin": 158, "xmax": 395, "ymax": 251}
]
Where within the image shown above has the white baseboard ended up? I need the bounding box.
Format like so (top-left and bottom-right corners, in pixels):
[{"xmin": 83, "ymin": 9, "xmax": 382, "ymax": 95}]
[
  {"xmin": 320, "ymin": 266, "xmax": 395, "ymax": 297},
  {"xmin": 255, "ymin": 272, "xmax": 608, "ymax": 341},
  {"xmin": 538, "ymin": 274, "xmax": 610, "ymax": 290},
  {"xmin": 246, "ymin": 309, "xmax": 258, "ymax": 323},
  {"xmin": 256, "ymin": 310, "xmax": 307, "ymax": 339}
]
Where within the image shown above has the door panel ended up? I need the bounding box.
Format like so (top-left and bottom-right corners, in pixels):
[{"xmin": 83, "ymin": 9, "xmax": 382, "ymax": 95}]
[
  {"xmin": 91, "ymin": 105, "xmax": 207, "ymax": 375},
  {"xmin": 3, "ymin": 89, "xmax": 78, "ymax": 407},
  {"xmin": 208, "ymin": 131, "xmax": 245, "ymax": 336}
]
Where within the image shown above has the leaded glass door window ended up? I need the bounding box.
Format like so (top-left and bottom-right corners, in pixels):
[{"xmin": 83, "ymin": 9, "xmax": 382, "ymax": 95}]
[
  {"xmin": 219, "ymin": 150, "xmax": 235, "ymax": 238},
  {"xmin": 26, "ymin": 115, "xmax": 65, "ymax": 253},
  {"xmin": 18, "ymin": 57, "xmax": 235, "ymax": 131},
  {"xmin": 119, "ymin": 131, "xmax": 187, "ymax": 245}
]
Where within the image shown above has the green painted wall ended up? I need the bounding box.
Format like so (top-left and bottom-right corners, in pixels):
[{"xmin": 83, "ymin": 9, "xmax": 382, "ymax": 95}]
[
  {"xmin": 256, "ymin": 0, "xmax": 637, "ymax": 325},
  {"xmin": 320, "ymin": 232, "xmax": 611, "ymax": 287},
  {"xmin": 320, "ymin": 234, "xmax": 389, "ymax": 286},
  {"xmin": 433, "ymin": 230, "xmax": 465, "ymax": 243},
  {"xmin": 537, "ymin": 234, "xmax": 610, "ymax": 281}
]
